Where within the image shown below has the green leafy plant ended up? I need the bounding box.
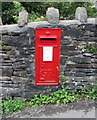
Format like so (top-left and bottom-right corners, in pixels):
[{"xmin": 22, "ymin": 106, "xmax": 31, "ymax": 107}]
[
  {"xmin": 59, "ymin": 75, "xmax": 69, "ymax": 89},
  {"xmin": 77, "ymin": 61, "xmax": 85, "ymax": 64},
  {"xmin": 85, "ymin": 45, "xmax": 97, "ymax": 52},
  {"xmin": 1, "ymin": 98, "xmax": 25, "ymax": 114},
  {"xmin": 0, "ymin": 41, "xmax": 4, "ymax": 46},
  {"xmin": 0, "ymin": 100, "xmax": 3, "ymax": 114},
  {"xmin": 2, "ymin": 2, "xmax": 25, "ymax": 24},
  {"xmin": 28, "ymin": 14, "xmax": 46, "ymax": 22}
]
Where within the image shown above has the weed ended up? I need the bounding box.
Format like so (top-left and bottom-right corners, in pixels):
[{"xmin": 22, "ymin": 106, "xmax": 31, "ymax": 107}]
[
  {"xmin": 59, "ymin": 75, "xmax": 69, "ymax": 89},
  {"xmin": 0, "ymin": 41, "xmax": 4, "ymax": 46},
  {"xmin": 85, "ymin": 45, "xmax": 97, "ymax": 52},
  {"xmin": 1, "ymin": 98, "xmax": 25, "ymax": 114},
  {"xmin": 77, "ymin": 61, "xmax": 85, "ymax": 64}
]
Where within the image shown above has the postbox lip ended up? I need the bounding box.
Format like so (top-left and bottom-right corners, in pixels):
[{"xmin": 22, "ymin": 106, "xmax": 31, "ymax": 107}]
[
  {"xmin": 40, "ymin": 35, "xmax": 57, "ymax": 39},
  {"xmin": 35, "ymin": 28, "xmax": 62, "ymax": 30}
]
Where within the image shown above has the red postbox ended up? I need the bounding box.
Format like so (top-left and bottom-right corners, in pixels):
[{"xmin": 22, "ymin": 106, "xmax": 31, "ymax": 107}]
[{"xmin": 35, "ymin": 28, "xmax": 61, "ymax": 85}]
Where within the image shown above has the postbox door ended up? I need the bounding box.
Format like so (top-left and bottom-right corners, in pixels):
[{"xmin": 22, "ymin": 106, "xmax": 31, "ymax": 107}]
[{"xmin": 35, "ymin": 28, "xmax": 61, "ymax": 85}]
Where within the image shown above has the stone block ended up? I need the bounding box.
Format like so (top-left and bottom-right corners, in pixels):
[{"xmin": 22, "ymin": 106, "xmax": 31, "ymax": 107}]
[
  {"xmin": 93, "ymin": 1, "xmax": 97, "ymax": 9},
  {"xmin": 87, "ymin": 42, "xmax": 97, "ymax": 47},
  {"xmin": 75, "ymin": 7, "xmax": 87, "ymax": 23},
  {"xmin": 23, "ymin": 84, "xmax": 58, "ymax": 98},
  {"xmin": 1, "ymin": 83, "xmax": 19, "ymax": 88},
  {"xmin": 75, "ymin": 68, "xmax": 95, "ymax": 73},
  {"xmin": 13, "ymin": 62, "xmax": 27, "ymax": 70},
  {"xmin": 0, "ymin": 53, "xmax": 10, "ymax": 59},
  {"xmin": 11, "ymin": 76, "xmax": 28, "ymax": 84},
  {"xmin": 61, "ymin": 40, "xmax": 72, "ymax": 45},
  {"xmin": 0, "ymin": 77, "xmax": 11, "ymax": 81},
  {"xmin": 77, "ymin": 37, "xmax": 97, "ymax": 41},
  {"xmin": 93, "ymin": 59, "xmax": 97, "ymax": 63},
  {"xmin": 66, "ymin": 64, "xmax": 92, "ymax": 69},
  {"xmin": 2, "ymin": 63, "xmax": 12, "ymax": 66},
  {"xmin": 93, "ymin": 52, "xmax": 97, "ymax": 55},
  {"xmin": 64, "ymin": 71, "xmax": 86, "ymax": 77},
  {"xmin": 18, "ymin": 10, "xmax": 28, "ymax": 27},
  {"xmin": 62, "ymin": 28, "xmax": 83, "ymax": 37},
  {"xmin": 2, "ymin": 36, "xmax": 13, "ymax": 45},
  {"xmin": 64, "ymin": 71, "xmax": 76, "ymax": 76},
  {"xmin": 84, "ymin": 31, "xmax": 95, "ymax": 37},
  {"xmin": 2, "ymin": 68, "xmax": 13, "ymax": 77},
  {"xmin": 68, "ymin": 76, "xmax": 96, "ymax": 82},
  {"xmin": 9, "ymin": 31, "xmax": 21, "ymax": 36},
  {"xmin": 74, "ymin": 41, "xmax": 86, "ymax": 46},
  {"xmin": 79, "ymin": 24, "xmax": 96, "ymax": 32},
  {"xmin": 74, "ymin": 72, "xmax": 86, "ymax": 77},
  {"xmin": 13, "ymin": 71, "xmax": 26, "ymax": 77},
  {"xmin": 7, "ymin": 50, "xmax": 17, "ymax": 55},
  {"xmin": 61, "ymin": 45, "xmax": 77, "ymax": 51},
  {"xmin": 61, "ymin": 51, "xmax": 81, "ymax": 56},
  {"xmin": 70, "ymin": 56, "xmax": 91, "ymax": 64},
  {"xmin": 0, "ymin": 80, "xmax": 12, "ymax": 84},
  {"xmin": 86, "ymin": 73, "xmax": 95, "ymax": 76},
  {"xmin": 96, "ymin": 17, "xmax": 97, "ymax": 24},
  {"xmin": 92, "ymin": 64, "xmax": 97, "ymax": 68},
  {"xmin": 2, "ymin": 45, "xmax": 14, "ymax": 51},
  {"xmin": 60, "ymin": 56, "xmax": 68, "ymax": 65},
  {"xmin": 83, "ymin": 53, "xmax": 93, "ymax": 57},
  {"xmin": 26, "ymin": 64, "xmax": 34, "ymax": 75},
  {"xmin": 0, "ymin": 17, "xmax": 3, "ymax": 25},
  {"xmin": 1, "ymin": 87, "xmax": 21, "ymax": 97},
  {"xmin": 46, "ymin": 7, "xmax": 59, "ymax": 24}
]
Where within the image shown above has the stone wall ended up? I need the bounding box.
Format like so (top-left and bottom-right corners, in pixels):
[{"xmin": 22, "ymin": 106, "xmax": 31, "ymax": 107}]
[
  {"xmin": 61, "ymin": 24, "xmax": 97, "ymax": 90},
  {"xmin": 0, "ymin": 7, "xmax": 97, "ymax": 99}
]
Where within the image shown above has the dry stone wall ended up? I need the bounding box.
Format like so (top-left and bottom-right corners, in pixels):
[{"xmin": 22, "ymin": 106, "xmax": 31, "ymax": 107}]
[{"xmin": 0, "ymin": 7, "xmax": 97, "ymax": 99}]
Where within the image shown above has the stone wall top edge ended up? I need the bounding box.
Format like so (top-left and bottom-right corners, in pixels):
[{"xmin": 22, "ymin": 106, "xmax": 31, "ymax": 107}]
[{"xmin": 0, "ymin": 18, "xmax": 96, "ymax": 34}]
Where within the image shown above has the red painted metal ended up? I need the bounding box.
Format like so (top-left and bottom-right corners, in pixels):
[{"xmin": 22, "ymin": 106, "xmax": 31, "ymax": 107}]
[{"xmin": 35, "ymin": 28, "xmax": 61, "ymax": 85}]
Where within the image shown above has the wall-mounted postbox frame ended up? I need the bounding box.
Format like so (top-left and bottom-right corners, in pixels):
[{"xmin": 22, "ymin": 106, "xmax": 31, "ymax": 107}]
[{"xmin": 35, "ymin": 28, "xmax": 61, "ymax": 85}]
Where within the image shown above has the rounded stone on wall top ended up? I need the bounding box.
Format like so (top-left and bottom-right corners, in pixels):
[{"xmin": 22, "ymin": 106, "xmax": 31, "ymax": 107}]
[
  {"xmin": 93, "ymin": 1, "xmax": 97, "ymax": 9},
  {"xmin": 18, "ymin": 10, "xmax": 28, "ymax": 27},
  {"xmin": 46, "ymin": 7, "xmax": 59, "ymax": 24},
  {"xmin": 75, "ymin": 7, "xmax": 87, "ymax": 23},
  {"xmin": 95, "ymin": 17, "xmax": 97, "ymax": 24},
  {"xmin": 0, "ymin": 17, "xmax": 3, "ymax": 25}
]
